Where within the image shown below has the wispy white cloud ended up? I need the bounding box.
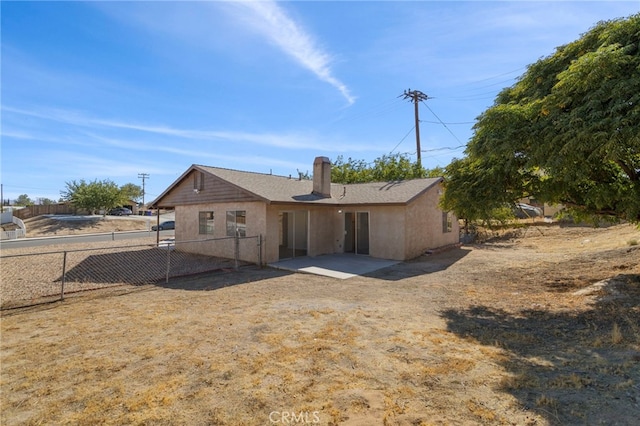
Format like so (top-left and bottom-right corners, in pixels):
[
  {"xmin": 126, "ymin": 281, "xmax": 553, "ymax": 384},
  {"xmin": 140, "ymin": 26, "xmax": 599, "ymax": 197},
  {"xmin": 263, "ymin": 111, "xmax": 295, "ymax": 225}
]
[
  {"xmin": 93, "ymin": 1, "xmax": 355, "ymax": 105},
  {"xmin": 79, "ymin": 133, "xmax": 324, "ymax": 177},
  {"xmin": 2, "ymin": 105, "xmax": 373, "ymax": 153},
  {"xmin": 57, "ymin": 152, "xmax": 157, "ymax": 178},
  {"xmin": 226, "ymin": 0, "xmax": 355, "ymax": 105}
]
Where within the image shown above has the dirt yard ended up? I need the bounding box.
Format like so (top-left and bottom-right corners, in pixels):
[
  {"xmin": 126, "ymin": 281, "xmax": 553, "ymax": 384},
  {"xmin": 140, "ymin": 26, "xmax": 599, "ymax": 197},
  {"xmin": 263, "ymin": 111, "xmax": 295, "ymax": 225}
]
[
  {"xmin": 20, "ymin": 215, "xmax": 151, "ymax": 237},
  {"xmin": 1, "ymin": 222, "xmax": 639, "ymax": 425}
]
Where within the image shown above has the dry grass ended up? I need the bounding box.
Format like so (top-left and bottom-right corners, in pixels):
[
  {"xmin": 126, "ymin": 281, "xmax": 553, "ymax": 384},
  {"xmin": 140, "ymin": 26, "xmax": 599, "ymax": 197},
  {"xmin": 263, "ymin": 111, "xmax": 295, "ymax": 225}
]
[
  {"xmin": 1, "ymin": 222, "xmax": 639, "ymax": 425},
  {"xmin": 23, "ymin": 215, "xmax": 150, "ymax": 237},
  {"xmin": 611, "ymin": 323, "xmax": 624, "ymax": 345}
]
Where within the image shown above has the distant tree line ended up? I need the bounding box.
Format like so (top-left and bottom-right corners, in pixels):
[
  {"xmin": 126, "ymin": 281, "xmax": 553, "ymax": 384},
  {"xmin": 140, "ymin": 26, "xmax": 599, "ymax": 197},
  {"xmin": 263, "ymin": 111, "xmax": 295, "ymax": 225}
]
[
  {"xmin": 8, "ymin": 180, "xmax": 143, "ymax": 214},
  {"xmin": 331, "ymin": 153, "xmax": 443, "ymax": 184},
  {"xmin": 6, "ymin": 195, "xmax": 58, "ymax": 206}
]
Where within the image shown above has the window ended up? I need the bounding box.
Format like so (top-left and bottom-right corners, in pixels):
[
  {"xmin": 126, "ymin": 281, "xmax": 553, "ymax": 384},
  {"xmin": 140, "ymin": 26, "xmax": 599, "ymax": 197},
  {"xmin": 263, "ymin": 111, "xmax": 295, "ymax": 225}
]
[
  {"xmin": 442, "ymin": 211, "xmax": 453, "ymax": 233},
  {"xmin": 199, "ymin": 211, "xmax": 214, "ymax": 234},
  {"xmin": 226, "ymin": 210, "xmax": 246, "ymax": 237}
]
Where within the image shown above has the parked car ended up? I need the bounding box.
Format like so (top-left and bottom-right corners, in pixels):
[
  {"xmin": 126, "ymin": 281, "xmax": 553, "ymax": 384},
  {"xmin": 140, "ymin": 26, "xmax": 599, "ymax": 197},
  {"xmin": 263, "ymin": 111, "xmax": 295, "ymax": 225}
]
[
  {"xmin": 514, "ymin": 203, "xmax": 543, "ymax": 219},
  {"xmin": 108, "ymin": 207, "xmax": 133, "ymax": 216},
  {"xmin": 152, "ymin": 220, "xmax": 175, "ymax": 231}
]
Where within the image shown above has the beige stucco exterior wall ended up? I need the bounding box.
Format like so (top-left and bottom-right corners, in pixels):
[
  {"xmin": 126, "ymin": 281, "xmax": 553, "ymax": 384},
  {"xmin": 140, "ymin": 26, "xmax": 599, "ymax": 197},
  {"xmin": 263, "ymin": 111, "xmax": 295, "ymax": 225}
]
[
  {"xmin": 336, "ymin": 205, "xmax": 407, "ymax": 260},
  {"xmin": 264, "ymin": 204, "xmax": 339, "ymax": 264},
  {"xmin": 370, "ymin": 205, "xmax": 407, "ymax": 260},
  {"xmin": 173, "ymin": 184, "xmax": 458, "ymax": 264},
  {"xmin": 308, "ymin": 206, "xmax": 338, "ymax": 256},
  {"xmin": 175, "ymin": 201, "xmax": 266, "ymax": 263},
  {"xmin": 404, "ymin": 183, "xmax": 460, "ymax": 259}
]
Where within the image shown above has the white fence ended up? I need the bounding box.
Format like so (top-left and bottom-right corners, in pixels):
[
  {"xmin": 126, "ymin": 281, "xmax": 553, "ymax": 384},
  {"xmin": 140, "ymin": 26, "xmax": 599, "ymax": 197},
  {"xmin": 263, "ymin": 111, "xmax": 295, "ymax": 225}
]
[
  {"xmin": 1, "ymin": 212, "xmax": 26, "ymax": 240},
  {"xmin": 1, "ymin": 229, "xmax": 26, "ymax": 240}
]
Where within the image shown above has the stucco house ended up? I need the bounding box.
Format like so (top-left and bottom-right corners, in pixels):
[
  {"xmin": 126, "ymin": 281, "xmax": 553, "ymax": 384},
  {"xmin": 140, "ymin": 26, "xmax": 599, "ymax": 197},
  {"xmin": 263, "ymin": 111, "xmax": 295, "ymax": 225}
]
[{"xmin": 149, "ymin": 157, "xmax": 459, "ymax": 264}]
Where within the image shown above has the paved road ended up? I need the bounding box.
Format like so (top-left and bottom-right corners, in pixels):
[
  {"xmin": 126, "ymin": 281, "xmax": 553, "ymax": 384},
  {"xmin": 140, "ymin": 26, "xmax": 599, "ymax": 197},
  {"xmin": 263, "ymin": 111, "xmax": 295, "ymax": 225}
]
[{"xmin": 0, "ymin": 230, "xmax": 175, "ymax": 250}]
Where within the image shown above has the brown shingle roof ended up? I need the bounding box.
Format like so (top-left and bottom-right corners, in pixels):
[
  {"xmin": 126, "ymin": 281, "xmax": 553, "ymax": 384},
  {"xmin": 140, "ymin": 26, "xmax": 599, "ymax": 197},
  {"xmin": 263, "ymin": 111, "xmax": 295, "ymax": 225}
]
[{"xmin": 195, "ymin": 165, "xmax": 442, "ymax": 205}]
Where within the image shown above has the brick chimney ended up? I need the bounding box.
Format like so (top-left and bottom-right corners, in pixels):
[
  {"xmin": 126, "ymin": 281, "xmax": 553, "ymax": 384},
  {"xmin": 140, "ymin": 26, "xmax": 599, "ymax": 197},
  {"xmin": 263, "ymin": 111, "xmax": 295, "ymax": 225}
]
[{"xmin": 312, "ymin": 156, "xmax": 331, "ymax": 198}]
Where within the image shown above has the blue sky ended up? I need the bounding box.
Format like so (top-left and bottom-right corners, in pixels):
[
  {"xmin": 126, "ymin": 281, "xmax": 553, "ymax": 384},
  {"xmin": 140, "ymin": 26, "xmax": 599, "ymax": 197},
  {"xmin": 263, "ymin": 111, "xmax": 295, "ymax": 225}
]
[{"xmin": 2, "ymin": 1, "xmax": 638, "ymax": 204}]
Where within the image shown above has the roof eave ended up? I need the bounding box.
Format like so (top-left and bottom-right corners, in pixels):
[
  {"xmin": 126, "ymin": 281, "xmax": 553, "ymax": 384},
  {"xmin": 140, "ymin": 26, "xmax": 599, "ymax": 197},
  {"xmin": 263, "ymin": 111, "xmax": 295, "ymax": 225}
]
[{"xmin": 148, "ymin": 164, "xmax": 202, "ymax": 209}]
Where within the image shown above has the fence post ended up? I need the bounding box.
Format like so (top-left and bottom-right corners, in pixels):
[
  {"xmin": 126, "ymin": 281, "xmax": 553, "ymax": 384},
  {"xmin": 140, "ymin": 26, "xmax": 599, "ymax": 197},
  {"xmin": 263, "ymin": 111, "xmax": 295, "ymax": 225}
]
[
  {"xmin": 234, "ymin": 229, "xmax": 240, "ymax": 271},
  {"xmin": 61, "ymin": 251, "xmax": 67, "ymax": 301},
  {"xmin": 165, "ymin": 243, "xmax": 171, "ymax": 284}
]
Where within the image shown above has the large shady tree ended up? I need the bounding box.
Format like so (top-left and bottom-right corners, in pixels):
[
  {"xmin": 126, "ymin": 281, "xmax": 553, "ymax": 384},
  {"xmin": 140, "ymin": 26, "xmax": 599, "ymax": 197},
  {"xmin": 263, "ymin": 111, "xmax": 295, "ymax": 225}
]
[
  {"xmin": 443, "ymin": 14, "xmax": 640, "ymax": 223},
  {"xmin": 61, "ymin": 179, "xmax": 141, "ymax": 214}
]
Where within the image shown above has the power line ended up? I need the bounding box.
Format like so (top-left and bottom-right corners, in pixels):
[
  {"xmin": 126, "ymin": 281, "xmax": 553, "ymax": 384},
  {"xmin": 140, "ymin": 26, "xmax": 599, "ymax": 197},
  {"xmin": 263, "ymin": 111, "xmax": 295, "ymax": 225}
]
[
  {"xmin": 446, "ymin": 93, "xmax": 500, "ymax": 101},
  {"xmin": 457, "ymin": 77, "xmax": 518, "ymax": 93},
  {"xmin": 464, "ymin": 66, "xmax": 525, "ymax": 85},
  {"xmin": 421, "ymin": 120, "xmax": 475, "ymax": 125},
  {"xmin": 400, "ymin": 145, "xmax": 466, "ymax": 155},
  {"xmin": 436, "ymin": 68, "xmax": 525, "ymax": 101},
  {"xmin": 445, "ymin": 66, "xmax": 525, "ymax": 90},
  {"xmin": 421, "ymin": 100, "xmax": 464, "ymax": 146},
  {"xmin": 389, "ymin": 125, "xmax": 416, "ymax": 155},
  {"xmin": 421, "ymin": 145, "xmax": 466, "ymax": 153}
]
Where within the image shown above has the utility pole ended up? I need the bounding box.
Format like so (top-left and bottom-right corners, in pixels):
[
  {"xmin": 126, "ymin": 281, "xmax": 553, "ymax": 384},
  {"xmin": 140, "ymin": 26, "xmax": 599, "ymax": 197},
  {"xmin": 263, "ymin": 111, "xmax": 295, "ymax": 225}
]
[
  {"xmin": 138, "ymin": 173, "xmax": 149, "ymax": 207},
  {"xmin": 401, "ymin": 89, "xmax": 429, "ymax": 164}
]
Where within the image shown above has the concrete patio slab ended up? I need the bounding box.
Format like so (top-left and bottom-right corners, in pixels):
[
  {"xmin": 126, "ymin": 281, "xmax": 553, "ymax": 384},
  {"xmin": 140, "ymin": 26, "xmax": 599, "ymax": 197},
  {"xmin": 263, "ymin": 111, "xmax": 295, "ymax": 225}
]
[{"xmin": 269, "ymin": 254, "xmax": 399, "ymax": 279}]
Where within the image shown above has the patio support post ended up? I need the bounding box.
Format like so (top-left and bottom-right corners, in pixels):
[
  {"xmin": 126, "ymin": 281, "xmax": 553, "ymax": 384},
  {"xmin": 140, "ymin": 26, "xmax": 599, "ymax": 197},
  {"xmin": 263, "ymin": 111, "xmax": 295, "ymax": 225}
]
[{"xmin": 234, "ymin": 229, "xmax": 240, "ymax": 271}]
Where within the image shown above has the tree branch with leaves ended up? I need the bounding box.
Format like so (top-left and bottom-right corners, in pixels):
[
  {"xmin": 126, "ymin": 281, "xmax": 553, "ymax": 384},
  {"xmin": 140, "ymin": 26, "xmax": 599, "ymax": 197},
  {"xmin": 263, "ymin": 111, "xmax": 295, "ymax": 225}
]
[
  {"xmin": 444, "ymin": 14, "xmax": 640, "ymax": 223},
  {"xmin": 61, "ymin": 179, "xmax": 141, "ymax": 214}
]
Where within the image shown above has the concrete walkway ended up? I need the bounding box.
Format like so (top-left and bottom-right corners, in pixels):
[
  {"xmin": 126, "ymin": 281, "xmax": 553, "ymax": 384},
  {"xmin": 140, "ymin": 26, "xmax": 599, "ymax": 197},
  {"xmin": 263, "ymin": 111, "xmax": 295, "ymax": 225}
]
[{"xmin": 269, "ymin": 254, "xmax": 399, "ymax": 280}]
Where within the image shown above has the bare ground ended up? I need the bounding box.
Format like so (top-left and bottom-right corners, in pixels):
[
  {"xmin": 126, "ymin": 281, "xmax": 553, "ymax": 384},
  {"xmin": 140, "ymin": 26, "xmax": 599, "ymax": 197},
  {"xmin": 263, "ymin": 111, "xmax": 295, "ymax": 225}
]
[
  {"xmin": 21, "ymin": 215, "xmax": 151, "ymax": 237},
  {"xmin": 1, "ymin": 222, "xmax": 639, "ymax": 425}
]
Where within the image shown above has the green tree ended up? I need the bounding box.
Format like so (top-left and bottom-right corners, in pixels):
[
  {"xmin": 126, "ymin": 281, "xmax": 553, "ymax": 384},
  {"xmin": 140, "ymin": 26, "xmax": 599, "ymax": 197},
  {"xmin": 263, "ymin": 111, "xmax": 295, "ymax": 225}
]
[
  {"xmin": 119, "ymin": 183, "xmax": 143, "ymax": 203},
  {"xmin": 15, "ymin": 194, "xmax": 33, "ymax": 206},
  {"xmin": 331, "ymin": 153, "xmax": 430, "ymax": 184},
  {"xmin": 424, "ymin": 166, "xmax": 447, "ymax": 179},
  {"xmin": 441, "ymin": 157, "xmax": 520, "ymax": 230},
  {"xmin": 445, "ymin": 14, "xmax": 640, "ymax": 223},
  {"xmin": 331, "ymin": 156, "xmax": 372, "ymax": 184},
  {"xmin": 38, "ymin": 198, "xmax": 56, "ymax": 205},
  {"xmin": 61, "ymin": 179, "xmax": 126, "ymax": 214}
]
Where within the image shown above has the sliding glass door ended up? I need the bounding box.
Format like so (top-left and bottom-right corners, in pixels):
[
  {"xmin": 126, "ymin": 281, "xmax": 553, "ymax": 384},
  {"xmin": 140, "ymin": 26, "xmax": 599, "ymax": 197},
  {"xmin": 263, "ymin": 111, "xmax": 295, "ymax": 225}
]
[
  {"xmin": 278, "ymin": 211, "xmax": 308, "ymax": 259},
  {"xmin": 344, "ymin": 211, "xmax": 369, "ymax": 255}
]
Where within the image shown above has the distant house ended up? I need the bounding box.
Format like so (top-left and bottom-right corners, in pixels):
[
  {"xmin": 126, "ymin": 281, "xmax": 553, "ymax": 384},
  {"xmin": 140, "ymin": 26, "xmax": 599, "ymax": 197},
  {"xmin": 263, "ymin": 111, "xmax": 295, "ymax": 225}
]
[{"xmin": 149, "ymin": 157, "xmax": 459, "ymax": 264}]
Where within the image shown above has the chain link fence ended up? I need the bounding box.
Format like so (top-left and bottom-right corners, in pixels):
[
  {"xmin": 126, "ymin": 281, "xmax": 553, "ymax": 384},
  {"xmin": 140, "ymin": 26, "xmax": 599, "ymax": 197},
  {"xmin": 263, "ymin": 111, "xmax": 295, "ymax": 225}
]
[{"xmin": 0, "ymin": 235, "xmax": 262, "ymax": 310}]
